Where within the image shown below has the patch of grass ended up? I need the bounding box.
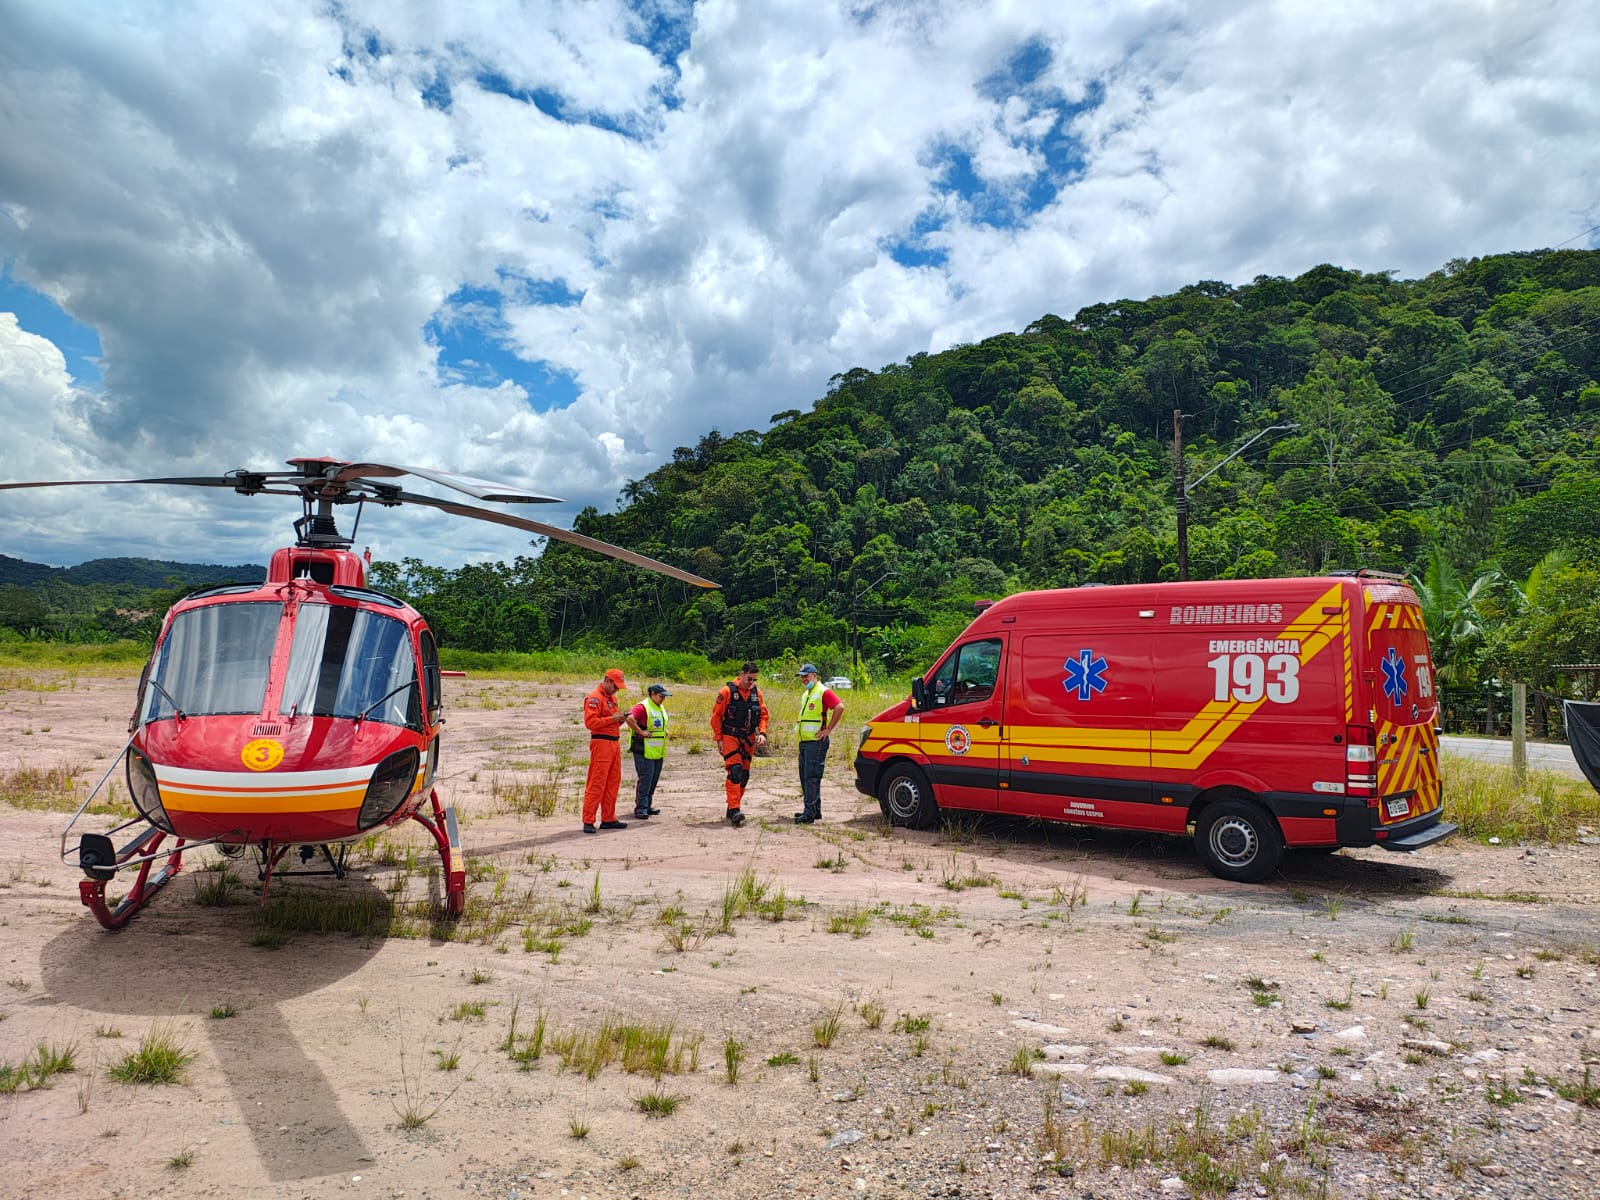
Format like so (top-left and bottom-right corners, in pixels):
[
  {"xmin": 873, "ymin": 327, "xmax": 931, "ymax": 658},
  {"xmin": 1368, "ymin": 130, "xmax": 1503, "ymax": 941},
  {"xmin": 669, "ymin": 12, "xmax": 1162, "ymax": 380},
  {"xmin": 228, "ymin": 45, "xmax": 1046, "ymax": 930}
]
[
  {"xmin": 723, "ymin": 1034, "xmax": 744, "ymax": 1084},
  {"xmin": 1006, "ymin": 1045, "xmax": 1043, "ymax": 1077},
  {"xmin": 208, "ymin": 1003, "xmax": 238, "ymax": 1020},
  {"xmin": 167, "ymin": 1149, "xmax": 194, "ymax": 1170},
  {"xmin": 449, "ymin": 1000, "xmax": 489, "ymax": 1022},
  {"xmin": 1555, "ymin": 1065, "xmax": 1600, "ymax": 1108},
  {"xmin": 767, "ymin": 1050, "xmax": 799, "ymax": 1067},
  {"xmin": 190, "ymin": 865, "xmax": 248, "ymax": 907},
  {"xmin": 860, "ymin": 997, "xmax": 886, "ymax": 1029},
  {"xmin": 938, "ymin": 852, "xmax": 997, "ymax": 892},
  {"xmin": 1324, "ymin": 981, "xmax": 1354, "ymax": 1011},
  {"xmin": 1200, "ymin": 1034, "xmax": 1235, "ymax": 1052},
  {"xmin": 634, "ymin": 1087, "xmax": 685, "ymax": 1117},
  {"xmin": 0, "ymin": 762, "xmax": 89, "ymax": 812},
  {"xmin": 893, "ymin": 1012, "xmax": 931, "ymax": 1034},
  {"xmin": 1159, "ymin": 1050, "xmax": 1190, "ymax": 1066},
  {"xmin": 813, "ymin": 1002, "xmax": 844, "ymax": 1049},
  {"xmin": 392, "ymin": 1043, "xmax": 462, "ymax": 1128},
  {"xmin": 107, "ymin": 1021, "xmax": 192, "ymax": 1085},
  {"xmin": 1389, "ymin": 927, "xmax": 1415, "ymax": 953},
  {"xmin": 568, "ymin": 1112, "xmax": 591, "ymax": 1139},
  {"xmin": 826, "ymin": 904, "xmax": 872, "ymax": 938},
  {"xmin": 1442, "ymin": 754, "xmax": 1600, "ymax": 842},
  {"xmin": 1, "ymin": 1040, "xmax": 78, "ymax": 1092}
]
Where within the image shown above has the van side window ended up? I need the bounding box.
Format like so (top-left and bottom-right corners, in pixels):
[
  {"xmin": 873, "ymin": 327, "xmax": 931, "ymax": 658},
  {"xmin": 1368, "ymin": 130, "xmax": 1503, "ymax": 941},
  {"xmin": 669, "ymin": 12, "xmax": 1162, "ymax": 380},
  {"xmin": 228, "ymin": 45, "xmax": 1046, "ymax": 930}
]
[{"xmin": 928, "ymin": 638, "xmax": 1002, "ymax": 706}]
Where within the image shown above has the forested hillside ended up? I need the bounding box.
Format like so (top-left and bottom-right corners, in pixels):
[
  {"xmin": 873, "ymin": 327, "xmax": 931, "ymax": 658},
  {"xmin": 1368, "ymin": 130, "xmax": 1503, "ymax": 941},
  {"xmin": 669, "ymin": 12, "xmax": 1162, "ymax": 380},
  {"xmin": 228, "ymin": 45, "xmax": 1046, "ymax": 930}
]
[
  {"xmin": 370, "ymin": 249, "xmax": 1600, "ymax": 719},
  {"xmin": 9, "ymin": 249, "xmax": 1600, "ymax": 730},
  {"xmin": 0, "ymin": 556, "xmax": 263, "ymax": 642}
]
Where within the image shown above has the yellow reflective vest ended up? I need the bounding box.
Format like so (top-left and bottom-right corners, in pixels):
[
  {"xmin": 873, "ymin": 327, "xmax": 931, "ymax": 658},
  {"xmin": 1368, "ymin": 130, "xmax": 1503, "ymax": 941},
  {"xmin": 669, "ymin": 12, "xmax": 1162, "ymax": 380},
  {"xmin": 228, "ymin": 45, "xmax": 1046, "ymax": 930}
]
[
  {"xmin": 796, "ymin": 683, "xmax": 827, "ymax": 742},
  {"xmin": 642, "ymin": 698, "xmax": 669, "ymax": 760}
]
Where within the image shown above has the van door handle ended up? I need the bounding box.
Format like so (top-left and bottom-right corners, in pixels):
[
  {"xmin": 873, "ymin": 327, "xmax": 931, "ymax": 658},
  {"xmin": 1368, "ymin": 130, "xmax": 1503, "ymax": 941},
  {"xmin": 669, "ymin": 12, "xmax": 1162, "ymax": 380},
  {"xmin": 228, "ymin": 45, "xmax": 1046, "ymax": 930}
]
[{"xmin": 978, "ymin": 718, "xmax": 998, "ymax": 728}]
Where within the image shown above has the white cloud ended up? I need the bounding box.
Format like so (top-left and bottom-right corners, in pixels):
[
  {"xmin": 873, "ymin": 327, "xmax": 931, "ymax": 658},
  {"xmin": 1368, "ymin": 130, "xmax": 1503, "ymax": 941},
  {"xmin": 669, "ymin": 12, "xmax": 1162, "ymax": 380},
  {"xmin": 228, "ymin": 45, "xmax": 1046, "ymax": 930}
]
[{"xmin": 1, "ymin": 0, "xmax": 1597, "ymax": 568}]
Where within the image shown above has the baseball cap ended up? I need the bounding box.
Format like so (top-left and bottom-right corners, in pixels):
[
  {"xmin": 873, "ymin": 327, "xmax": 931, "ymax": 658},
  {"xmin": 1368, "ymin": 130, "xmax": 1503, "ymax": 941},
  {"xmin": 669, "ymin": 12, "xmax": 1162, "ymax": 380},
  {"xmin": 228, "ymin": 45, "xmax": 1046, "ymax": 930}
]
[
  {"xmin": 604, "ymin": 668, "xmax": 627, "ymax": 688},
  {"xmin": 647, "ymin": 683, "xmax": 671, "ymax": 697},
  {"xmin": 797, "ymin": 663, "xmax": 819, "ymax": 675}
]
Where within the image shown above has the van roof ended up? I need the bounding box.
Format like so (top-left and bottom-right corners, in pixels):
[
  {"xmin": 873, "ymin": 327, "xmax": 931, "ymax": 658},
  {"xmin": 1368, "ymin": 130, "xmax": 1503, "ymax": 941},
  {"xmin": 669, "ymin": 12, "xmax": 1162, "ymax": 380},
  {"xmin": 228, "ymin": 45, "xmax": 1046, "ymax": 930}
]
[{"xmin": 967, "ymin": 574, "xmax": 1418, "ymax": 629}]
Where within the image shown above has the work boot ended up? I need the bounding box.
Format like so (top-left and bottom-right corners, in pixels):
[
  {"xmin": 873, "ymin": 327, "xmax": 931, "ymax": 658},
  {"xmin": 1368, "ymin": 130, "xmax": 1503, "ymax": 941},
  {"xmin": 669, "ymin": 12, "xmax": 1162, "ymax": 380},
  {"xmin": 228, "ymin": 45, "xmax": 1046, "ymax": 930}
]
[
  {"xmin": 599, "ymin": 820, "xmax": 629, "ymax": 830},
  {"xmin": 582, "ymin": 823, "xmax": 597, "ymax": 834},
  {"xmin": 646, "ymin": 806, "xmax": 661, "ymax": 815},
  {"xmin": 633, "ymin": 809, "xmax": 651, "ymax": 820},
  {"xmin": 726, "ymin": 807, "xmax": 745, "ymax": 827}
]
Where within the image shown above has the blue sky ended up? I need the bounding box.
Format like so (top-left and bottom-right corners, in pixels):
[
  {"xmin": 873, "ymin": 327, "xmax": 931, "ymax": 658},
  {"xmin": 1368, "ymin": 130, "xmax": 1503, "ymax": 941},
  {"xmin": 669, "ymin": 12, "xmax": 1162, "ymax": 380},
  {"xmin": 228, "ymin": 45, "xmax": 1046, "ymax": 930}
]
[{"xmin": 1, "ymin": 0, "xmax": 1597, "ymax": 568}]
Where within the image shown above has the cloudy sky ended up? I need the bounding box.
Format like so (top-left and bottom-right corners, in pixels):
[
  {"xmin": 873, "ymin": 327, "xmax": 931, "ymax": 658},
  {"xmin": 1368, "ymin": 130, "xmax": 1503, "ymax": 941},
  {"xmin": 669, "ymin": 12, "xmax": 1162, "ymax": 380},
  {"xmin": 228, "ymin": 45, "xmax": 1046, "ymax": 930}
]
[{"xmin": 2, "ymin": 0, "xmax": 1597, "ymax": 570}]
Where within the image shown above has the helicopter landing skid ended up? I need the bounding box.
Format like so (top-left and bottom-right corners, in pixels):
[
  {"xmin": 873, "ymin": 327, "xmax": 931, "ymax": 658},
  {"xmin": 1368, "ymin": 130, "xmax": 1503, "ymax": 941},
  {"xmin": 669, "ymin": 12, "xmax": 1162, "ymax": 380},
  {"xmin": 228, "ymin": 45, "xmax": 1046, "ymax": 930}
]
[
  {"xmin": 410, "ymin": 789, "xmax": 466, "ymax": 917},
  {"xmin": 77, "ymin": 825, "xmax": 189, "ymax": 931}
]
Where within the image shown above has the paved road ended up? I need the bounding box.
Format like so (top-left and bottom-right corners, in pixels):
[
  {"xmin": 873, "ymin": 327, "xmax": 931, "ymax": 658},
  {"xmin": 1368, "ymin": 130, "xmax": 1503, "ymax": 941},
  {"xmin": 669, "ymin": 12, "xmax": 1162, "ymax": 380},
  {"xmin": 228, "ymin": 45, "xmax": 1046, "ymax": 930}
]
[{"xmin": 1439, "ymin": 733, "xmax": 1587, "ymax": 780}]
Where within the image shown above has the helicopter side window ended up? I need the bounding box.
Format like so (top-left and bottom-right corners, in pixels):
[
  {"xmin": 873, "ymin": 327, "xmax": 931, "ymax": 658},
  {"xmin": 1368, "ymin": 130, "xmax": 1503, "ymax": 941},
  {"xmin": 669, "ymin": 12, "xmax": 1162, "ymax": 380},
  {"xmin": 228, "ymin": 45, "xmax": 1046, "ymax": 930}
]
[
  {"xmin": 419, "ymin": 629, "xmax": 442, "ymax": 725},
  {"xmin": 142, "ymin": 602, "xmax": 280, "ymax": 721},
  {"xmin": 280, "ymin": 604, "xmax": 419, "ymax": 728}
]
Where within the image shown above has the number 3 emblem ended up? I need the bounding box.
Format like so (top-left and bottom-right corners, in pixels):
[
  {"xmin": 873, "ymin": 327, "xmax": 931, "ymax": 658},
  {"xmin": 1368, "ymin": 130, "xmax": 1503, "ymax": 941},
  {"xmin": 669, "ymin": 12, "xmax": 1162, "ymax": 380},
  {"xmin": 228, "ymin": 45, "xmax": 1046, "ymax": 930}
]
[{"xmin": 241, "ymin": 738, "xmax": 285, "ymax": 771}]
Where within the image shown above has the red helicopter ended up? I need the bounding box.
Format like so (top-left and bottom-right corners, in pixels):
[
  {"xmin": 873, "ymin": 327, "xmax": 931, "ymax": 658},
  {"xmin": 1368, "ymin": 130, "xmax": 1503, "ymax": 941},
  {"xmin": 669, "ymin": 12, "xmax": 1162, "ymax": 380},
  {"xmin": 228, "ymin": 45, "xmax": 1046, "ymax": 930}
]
[{"xmin": 1, "ymin": 456, "xmax": 717, "ymax": 929}]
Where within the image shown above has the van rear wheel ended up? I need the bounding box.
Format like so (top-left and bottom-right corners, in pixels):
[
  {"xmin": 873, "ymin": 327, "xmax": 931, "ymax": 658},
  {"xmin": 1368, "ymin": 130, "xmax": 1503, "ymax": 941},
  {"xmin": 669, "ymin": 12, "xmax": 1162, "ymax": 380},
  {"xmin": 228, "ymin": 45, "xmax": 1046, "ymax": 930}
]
[
  {"xmin": 1195, "ymin": 798, "xmax": 1283, "ymax": 883},
  {"xmin": 879, "ymin": 763, "xmax": 938, "ymax": 830}
]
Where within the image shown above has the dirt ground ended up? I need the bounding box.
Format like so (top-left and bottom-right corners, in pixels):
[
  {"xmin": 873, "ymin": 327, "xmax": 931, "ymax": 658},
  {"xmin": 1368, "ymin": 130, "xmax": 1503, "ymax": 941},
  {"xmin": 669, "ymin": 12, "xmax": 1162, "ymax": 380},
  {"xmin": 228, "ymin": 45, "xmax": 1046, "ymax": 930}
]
[{"xmin": 2, "ymin": 671, "xmax": 1599, "ymax": 1200}]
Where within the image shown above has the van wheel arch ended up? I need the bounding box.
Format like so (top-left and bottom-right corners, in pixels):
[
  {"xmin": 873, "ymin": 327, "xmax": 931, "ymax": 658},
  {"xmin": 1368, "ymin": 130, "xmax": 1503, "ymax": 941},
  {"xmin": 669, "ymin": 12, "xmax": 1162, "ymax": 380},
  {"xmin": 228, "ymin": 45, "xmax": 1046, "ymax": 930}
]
[
  {"xmin": 1190, "ymin": 789, "xmax": 1284, "ymax": 883},
  {"xmin": 878, "ymin": 761, "xmax": 938, "ymax": 830}
]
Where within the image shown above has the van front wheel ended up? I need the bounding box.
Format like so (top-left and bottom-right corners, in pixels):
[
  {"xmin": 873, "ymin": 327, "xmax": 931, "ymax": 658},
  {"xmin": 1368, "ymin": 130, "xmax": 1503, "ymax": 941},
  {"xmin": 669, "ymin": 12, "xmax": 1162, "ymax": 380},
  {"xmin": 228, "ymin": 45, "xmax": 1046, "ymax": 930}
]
[
  {"xmin": 1195, "ymin": 799, "xmax": 1283, "ymax": 883},
  {"xmin": 879, "ymin": 763, "xmax": 938, "ymax": 830}
]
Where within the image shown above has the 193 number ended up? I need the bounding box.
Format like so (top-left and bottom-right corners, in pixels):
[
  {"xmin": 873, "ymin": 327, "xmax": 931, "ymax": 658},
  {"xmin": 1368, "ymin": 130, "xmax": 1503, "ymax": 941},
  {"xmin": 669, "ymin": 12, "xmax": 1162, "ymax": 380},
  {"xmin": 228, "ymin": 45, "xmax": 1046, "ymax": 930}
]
[{"xmin": 1208, "ymin": 653, "xmax": 1300, "ymax": 704}]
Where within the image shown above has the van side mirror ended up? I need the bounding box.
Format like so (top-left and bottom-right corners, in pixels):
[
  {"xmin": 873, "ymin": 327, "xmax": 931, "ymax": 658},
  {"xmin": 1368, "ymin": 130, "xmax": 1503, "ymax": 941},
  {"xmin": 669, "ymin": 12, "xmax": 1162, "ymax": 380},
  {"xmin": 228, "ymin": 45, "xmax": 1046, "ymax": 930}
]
[{"xmin": 910, "ymin": 677, "xmax": 927, "ymax": 712}]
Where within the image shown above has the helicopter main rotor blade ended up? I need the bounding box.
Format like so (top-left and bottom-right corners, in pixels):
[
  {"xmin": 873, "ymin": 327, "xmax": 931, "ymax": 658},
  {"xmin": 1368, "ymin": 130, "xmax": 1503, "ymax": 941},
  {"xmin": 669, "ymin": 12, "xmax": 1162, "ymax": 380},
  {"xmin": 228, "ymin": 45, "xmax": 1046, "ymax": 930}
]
[
  {"xmin": 330, "ymin": 463, "xmax": 562, "ymax": 504},
  {"xmin": 0, "ymin": 475, "xmax": 253, "ymax": 493},
  {"xmin": 391, "ymin": 490, "xmax": 720, "ymax": 589}
]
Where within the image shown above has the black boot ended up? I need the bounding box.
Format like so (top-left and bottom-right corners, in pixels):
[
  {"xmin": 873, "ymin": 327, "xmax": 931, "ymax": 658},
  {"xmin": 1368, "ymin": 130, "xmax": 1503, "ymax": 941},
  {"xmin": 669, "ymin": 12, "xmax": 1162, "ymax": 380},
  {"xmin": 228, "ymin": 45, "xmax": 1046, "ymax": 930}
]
[{"xmin": 726, "ymin": 807, "xmax": 745, "ymax": 827}]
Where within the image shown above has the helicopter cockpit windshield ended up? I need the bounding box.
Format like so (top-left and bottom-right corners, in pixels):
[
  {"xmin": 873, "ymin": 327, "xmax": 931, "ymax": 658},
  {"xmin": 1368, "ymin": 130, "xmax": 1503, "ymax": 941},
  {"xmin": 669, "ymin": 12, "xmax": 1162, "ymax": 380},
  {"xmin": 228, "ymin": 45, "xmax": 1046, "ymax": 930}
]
[
  {"xmin": 279, "ymin": 603, "xmax": 419, "ymax": 728},
  {"xmin": 141, "ymin": 602, "xmax": 279, "ymax": 721}
]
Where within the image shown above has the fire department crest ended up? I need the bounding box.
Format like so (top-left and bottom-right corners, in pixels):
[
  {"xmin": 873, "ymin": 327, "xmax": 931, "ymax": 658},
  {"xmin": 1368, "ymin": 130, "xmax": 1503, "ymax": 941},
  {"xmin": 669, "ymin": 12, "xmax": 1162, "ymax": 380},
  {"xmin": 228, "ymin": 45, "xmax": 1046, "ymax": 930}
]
[{"xmin": 944, "ymin": 725, "xmax": 972, "ymax": 755}]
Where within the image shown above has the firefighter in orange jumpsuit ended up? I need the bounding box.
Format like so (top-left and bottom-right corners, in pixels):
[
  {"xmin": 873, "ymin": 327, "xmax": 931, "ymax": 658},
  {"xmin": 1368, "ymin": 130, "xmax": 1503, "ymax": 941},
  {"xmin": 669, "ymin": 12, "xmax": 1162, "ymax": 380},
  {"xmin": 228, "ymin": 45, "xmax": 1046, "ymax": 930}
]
[
  {"xmin": 581, "ymin": 668, "xmax": 632, "ymax": 833},
  {"xmin": 709, "ymin": 660, "xmax": 768, "ymax": 827}
]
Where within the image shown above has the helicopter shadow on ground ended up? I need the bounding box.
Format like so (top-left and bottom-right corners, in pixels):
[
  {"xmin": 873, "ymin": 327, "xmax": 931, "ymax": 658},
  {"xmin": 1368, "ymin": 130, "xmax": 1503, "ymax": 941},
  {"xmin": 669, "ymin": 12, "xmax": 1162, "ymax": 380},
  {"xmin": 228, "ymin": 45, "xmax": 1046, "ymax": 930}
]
[{"xmin": 38, "ymin": 876, "xmax": 392, "ymax": 1182}]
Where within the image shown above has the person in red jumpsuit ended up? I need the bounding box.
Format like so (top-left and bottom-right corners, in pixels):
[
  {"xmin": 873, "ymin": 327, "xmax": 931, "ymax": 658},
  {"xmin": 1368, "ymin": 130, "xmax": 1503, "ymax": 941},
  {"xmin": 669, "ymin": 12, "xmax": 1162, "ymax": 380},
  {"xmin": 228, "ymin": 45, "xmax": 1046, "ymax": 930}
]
[
  {"xmin": 581, "ymin": 668, "xmax": 632, "ymax": 833},
  {"xmin": 709, "ymin": 660, "xmax": 768, "ymax": 827}
]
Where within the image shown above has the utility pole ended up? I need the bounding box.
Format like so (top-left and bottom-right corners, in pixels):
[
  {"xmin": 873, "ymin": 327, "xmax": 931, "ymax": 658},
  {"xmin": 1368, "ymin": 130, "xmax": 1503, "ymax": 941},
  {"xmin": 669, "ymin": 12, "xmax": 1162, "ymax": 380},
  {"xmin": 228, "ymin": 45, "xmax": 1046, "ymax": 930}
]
[
  {"xmin": 1174, "ymin": 419, "xmax": 1298, "ymax": 581},
  {"xmin": 1174, "ymin": 409, "xmax": 1188, "ymax": 581}
]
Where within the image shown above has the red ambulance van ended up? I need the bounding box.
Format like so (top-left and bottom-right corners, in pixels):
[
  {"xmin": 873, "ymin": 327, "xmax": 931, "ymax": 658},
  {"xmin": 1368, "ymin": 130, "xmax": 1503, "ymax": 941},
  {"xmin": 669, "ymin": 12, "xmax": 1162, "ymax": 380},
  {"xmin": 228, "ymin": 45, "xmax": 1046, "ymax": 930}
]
[{"xmin": 854, "ymin": 572, "xmax": 1454, "ymax": 882}]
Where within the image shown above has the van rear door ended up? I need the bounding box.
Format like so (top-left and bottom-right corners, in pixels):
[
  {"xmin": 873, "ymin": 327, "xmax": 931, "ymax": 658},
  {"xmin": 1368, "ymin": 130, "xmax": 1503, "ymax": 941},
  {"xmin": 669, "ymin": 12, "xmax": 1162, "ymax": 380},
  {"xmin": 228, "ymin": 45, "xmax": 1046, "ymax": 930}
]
[{"xmin": 1364, "ymin": 584, "xmax": 1442, "ymax": 826}]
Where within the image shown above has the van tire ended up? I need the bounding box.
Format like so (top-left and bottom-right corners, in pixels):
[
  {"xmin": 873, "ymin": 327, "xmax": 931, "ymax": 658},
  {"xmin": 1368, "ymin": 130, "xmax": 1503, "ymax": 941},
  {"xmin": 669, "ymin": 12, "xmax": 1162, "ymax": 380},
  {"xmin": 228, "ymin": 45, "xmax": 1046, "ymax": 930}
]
[
  {"xmin": 1195, "ymin": 798, "xmax": 1283, "ymax": 883},
  {"xmin": 879, "ymin": 763, "xmax": 938, "ymax": 830}
]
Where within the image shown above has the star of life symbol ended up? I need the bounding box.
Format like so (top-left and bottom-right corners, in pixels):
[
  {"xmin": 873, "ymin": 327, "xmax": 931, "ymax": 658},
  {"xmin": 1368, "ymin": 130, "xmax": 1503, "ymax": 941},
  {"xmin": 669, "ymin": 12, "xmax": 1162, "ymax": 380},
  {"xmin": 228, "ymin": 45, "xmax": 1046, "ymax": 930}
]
[
  {"xmin": 1063, "ymin": 649, "xmax": 1109, "ymax": 701},
  {"xmin": 1381, "ymin": 646, "xmax": 1408, "ymax": 704}
]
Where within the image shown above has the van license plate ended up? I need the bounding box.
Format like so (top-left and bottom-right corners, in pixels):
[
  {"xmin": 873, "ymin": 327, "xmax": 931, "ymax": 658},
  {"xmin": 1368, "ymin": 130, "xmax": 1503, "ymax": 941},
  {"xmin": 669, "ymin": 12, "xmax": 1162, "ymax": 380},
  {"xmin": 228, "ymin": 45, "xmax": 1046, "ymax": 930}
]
[{"xmin": 1384, "ymin": 796, "xmax": 1410, "ymax": 819}]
